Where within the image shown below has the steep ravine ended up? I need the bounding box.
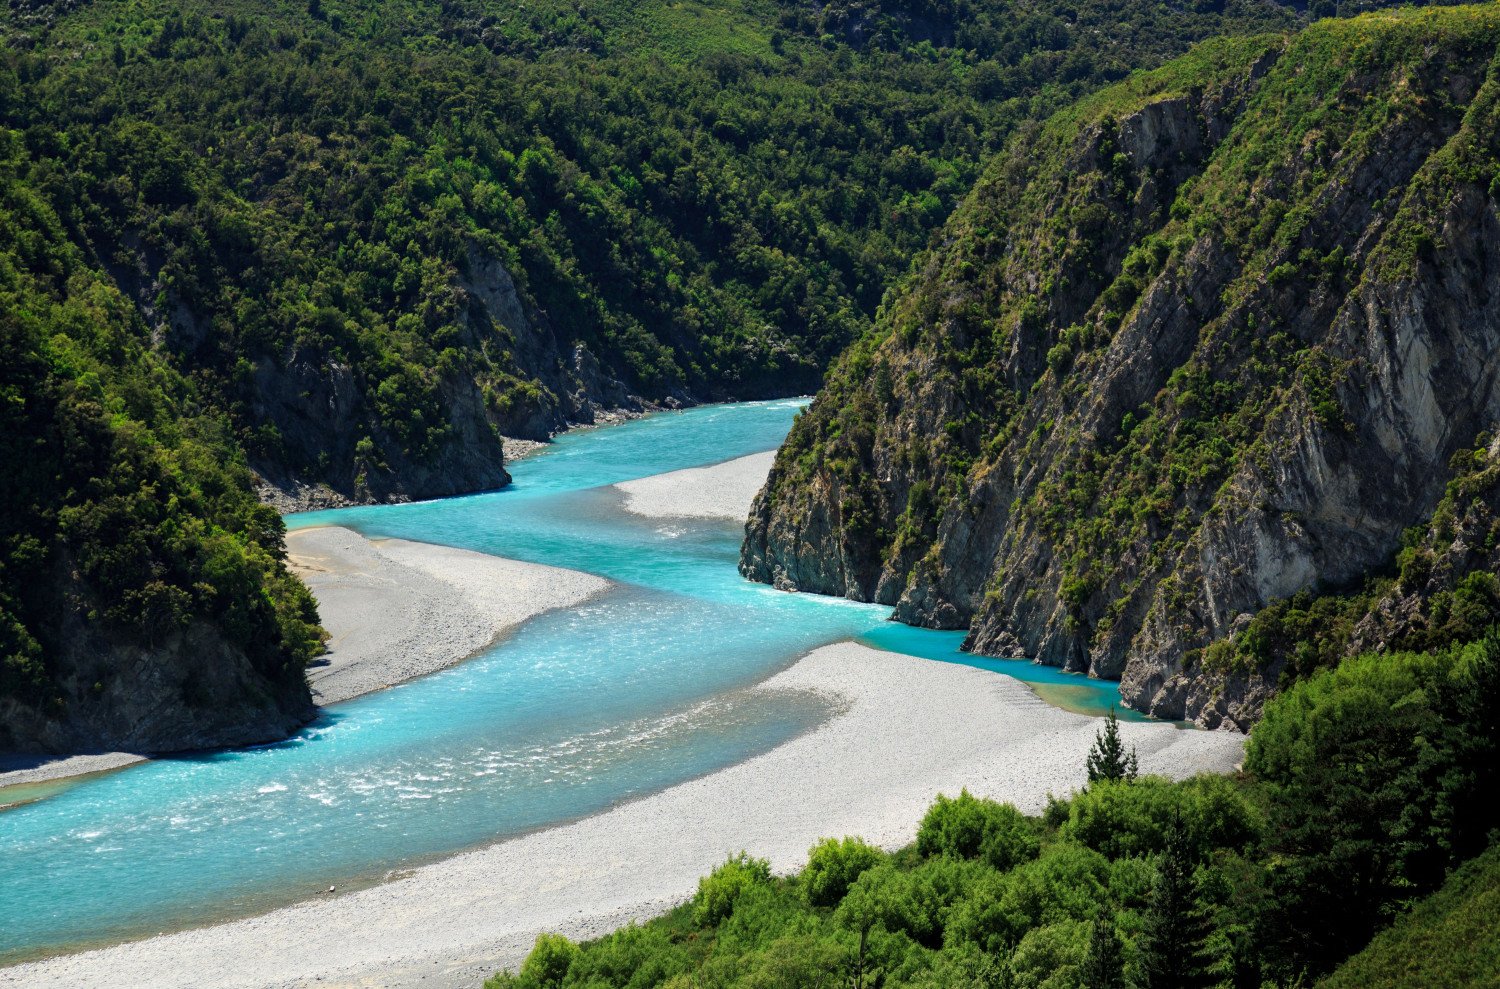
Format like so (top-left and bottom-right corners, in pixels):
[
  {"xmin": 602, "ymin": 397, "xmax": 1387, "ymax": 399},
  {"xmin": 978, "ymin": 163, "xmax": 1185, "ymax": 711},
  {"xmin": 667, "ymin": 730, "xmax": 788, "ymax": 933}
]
[{"xmin": 744, "ymin": 8, "xmax": 1500, "ymax": 727}]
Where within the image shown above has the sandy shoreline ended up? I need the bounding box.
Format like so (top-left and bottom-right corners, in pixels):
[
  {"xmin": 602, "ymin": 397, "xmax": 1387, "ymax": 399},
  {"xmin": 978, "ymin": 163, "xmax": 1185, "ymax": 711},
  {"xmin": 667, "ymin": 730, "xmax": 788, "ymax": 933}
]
[
  {"xmin": 2, "ymin": 642, "xmax": 1244, "ymax": 989},
  {"xmin": 614, "ymin": 450, "xmax": 776, "ymax": 521},
  {"xmin": 286, "ymin": 526, "xmax": 610, "ymax": 705},
  {"xmin": 0, "ymin": 752, "xmax": 147, "ymax": 792}
]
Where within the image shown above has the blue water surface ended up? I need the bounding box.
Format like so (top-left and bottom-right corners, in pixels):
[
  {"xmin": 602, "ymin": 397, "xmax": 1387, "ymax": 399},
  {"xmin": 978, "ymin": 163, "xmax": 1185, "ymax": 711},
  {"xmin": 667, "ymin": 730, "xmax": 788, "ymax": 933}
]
[{"xmin": 0, "ymin": 399, "xmax": 1132, "ymax": 964}]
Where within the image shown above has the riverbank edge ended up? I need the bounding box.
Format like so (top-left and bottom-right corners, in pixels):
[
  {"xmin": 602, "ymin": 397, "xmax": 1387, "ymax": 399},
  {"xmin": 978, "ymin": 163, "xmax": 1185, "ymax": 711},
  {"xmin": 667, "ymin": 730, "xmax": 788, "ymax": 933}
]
[
  {"xmin": 254, "ymin": 397, "xmax": 816, "ymax": 512},
  {"xmin": 287, "ymin": 526, "xmax": 612, "ymax": 706},
  {"xmin": 0, "ymin": 529, "xmax": 611, "ymax": 793},
  {"xmin": 0, "ymin": 752, "xmax": 148, "ymax": 793},
  {"xmin": 254, "ymin": 405, "xmax": 665, "ymax": 513}
]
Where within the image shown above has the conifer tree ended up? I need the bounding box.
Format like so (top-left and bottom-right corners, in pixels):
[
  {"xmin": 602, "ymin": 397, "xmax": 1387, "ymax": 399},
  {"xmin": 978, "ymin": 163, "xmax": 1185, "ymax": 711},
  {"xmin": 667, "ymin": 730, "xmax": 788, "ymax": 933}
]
[
  {"xmin": 1079, "ymin": 907, "xmax": 1126, "ymax": 989},
  {"xmin": 1138, "ymin": 814, "xmax": 1210, "ymax": 989},
  {"xmin": 1086, "ymin": 707, "xmax": 1138, "ymax": 783}
]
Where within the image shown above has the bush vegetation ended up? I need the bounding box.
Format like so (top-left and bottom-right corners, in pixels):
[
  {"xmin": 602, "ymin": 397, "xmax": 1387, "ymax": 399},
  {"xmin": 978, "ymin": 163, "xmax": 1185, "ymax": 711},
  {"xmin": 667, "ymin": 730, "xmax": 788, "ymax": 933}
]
[{"xmin": 1318, "ymin": 841, "xmax": 1500, "ymax": 989}]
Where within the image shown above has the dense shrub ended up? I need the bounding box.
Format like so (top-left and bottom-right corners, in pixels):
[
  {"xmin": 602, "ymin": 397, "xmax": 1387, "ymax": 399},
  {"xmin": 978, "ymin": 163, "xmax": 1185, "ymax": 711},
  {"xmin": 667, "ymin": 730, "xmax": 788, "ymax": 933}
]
[
  {"xmin": 518, "ymin": 933, "xmax": 578, "ymax": 988},
  {"xmin": 1246, "ymin": 635, "xmax": 1500, "ymax": 979},
  {"xmin": 945, "ymin": 844, "xmax": 1111, "ymax": 954},
  {"xmin": 1319, "ymin": 842, "xmax": 1500, "ymax": 989},
  {"xmin": 838, "ymin": 855, "xmax": 987, "ymax": 950},
  {"xmin": 1059, "ymin": 775, "xmax": 1262, "ymax": 861},
  {"xmin": 916, "ymin": 790, "xmax": 1041, "ymax": 870},
  {"xmin": 693, "ymin": 853, "xmax": 773, "ymax": 927},
  {"xmin": 802, "ymin": 836, "xmax": 885, "ymax": 907}
]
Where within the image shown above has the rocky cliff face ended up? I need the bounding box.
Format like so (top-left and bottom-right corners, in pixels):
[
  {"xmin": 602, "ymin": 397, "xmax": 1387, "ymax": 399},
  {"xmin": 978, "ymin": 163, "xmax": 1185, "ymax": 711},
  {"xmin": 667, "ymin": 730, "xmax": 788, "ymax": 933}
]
[
  {"xmin": 194, "ymin": 245, "xmax": 662, "ymax": 511},
  {"xmin": 744, "ymin": 9, "xmax": 1500, "ymax": 726},
  {"xmin": 247, "ymin": 348, "xmax": 513, "ymax": 508},
  {"xmin": 1173, "ymin": 433, "xmax": 1500, "ymax": 729},
  {"xmin": 1347, "ymin": 439, "xmax": 1500, "ymax": 658},
  {"xmin": 0, "ymin": 591, "xmax": 314, "ymax": 754},
  {"xmin": 455, "ymin": 244, "xmax": 655, "ymax": 439}
]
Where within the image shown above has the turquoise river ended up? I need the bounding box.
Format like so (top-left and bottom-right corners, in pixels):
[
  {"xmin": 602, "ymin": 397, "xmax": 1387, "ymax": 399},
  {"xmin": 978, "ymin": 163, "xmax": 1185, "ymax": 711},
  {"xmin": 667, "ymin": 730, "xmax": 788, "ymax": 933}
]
[{"xmin": 0, "ymin": 400, "xmax": 1137, "ymax": 965}]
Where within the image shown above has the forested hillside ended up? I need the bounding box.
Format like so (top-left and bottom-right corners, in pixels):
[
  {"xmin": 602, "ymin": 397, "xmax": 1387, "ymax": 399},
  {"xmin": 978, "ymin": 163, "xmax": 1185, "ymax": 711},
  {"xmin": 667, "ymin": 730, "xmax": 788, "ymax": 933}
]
[
  {"xmin": 0, "ymin": 0, "xmax": 1328, "ymax": 751},
  {"xmin": 0, "ymin": 0, "xmax": 1301, "ymax": 506},
  {"xmin": 744, "ymin": 4, "xmax": 1500, "ymax": 726},
  {"xmin": 485, "ymin": 632, "xmax": 1500, "ymax": 988},
  {"xmin": 0, "ymin": 0, "xmax": 1471, "ymax": 748}
]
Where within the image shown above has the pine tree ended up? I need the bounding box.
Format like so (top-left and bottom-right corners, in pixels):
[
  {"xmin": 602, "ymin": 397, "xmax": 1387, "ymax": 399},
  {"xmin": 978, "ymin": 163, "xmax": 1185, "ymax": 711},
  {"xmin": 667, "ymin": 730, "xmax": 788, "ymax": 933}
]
[
  {"xmin": 1137, "ymin": 814, "xmax": 1210, "ymax": 989},
  {"xmin": 1086, "ymin": 707, "xmax": 1139, "ymax": 784},
  {"xmin": 1079, "ymin": 908, "xmax": 1126, "ymax": 989}
]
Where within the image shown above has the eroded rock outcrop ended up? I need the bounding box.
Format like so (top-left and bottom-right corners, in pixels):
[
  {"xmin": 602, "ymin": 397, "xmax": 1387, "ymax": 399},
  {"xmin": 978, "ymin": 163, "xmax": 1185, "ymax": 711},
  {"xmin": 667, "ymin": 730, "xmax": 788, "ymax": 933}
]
[{"xmin": 457, "ymin": 244, "xmax": 651, "ymax": 441}]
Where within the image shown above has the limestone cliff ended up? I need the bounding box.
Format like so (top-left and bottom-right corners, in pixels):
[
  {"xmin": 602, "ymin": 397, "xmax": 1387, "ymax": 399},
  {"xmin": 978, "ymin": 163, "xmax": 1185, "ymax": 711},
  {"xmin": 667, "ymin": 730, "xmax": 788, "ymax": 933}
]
[{"xmin": 744, "ymin": 8, "xmax": 1500, "ymax": 726}]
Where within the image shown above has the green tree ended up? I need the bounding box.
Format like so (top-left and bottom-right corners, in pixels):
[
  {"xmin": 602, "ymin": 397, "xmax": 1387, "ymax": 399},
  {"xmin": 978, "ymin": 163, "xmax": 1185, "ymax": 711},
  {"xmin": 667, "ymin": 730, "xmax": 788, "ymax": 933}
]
[
  {"xmin": 693, "ymin": 852, "xmax": 772, "ymax": 926},
  {"xmin": 1079, "ymin": 908, "xmax": 1126, "ymax": 989},
  {"xmin": 1137, "ymin": 815, "xmax": 1209, "ymax": 989},
  {"xmin": 1086, "ymin": 708, "xmax": 1138, "ymax": 784},
  {"xmin": 918, "ymin": 790, "xmax": 1041, "ymax": 870},
  {"xmin": 517, "ymin": 933, "xmax": 577, "ymax": 988},
  {"xmin": 484, "ymin": 932, "xmax": 578, "ymax": 989}
]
